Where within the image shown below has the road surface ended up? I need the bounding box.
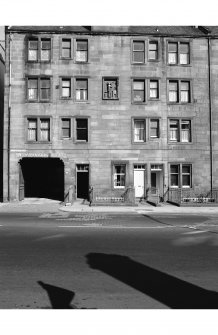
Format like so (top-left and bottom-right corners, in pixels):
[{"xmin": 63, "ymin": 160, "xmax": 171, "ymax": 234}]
[{"xmin": 0, "ymin": 211, "xmax": 218, "ymax": 308}]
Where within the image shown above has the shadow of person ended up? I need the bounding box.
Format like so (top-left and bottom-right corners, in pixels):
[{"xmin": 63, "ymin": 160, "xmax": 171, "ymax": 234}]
[
  {"xmin": 86, "ymin": 253, "xmax": 218, "ymax": 309},
  {"xmin": 38, "ymin": 281, "xmax": 75, "ymax": 309}
]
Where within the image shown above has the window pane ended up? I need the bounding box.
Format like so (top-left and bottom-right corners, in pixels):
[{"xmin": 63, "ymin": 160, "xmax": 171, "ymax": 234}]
[
  {"xmin": 168, "ymin": 53, "xmax": 177, "ymax": 64},
  {"xmin": 76, "ymin": 119, "xmax": 88, "ymax": 141},
  {"xmin": 62, "ymin": 79, "xmax": 71, "ymax": 97},
  {"xmin": 171, "ymin": 165, "xmax": 179, "ymax": 174},
  {"xmin": 180, "ymin": 54, "xmax": 189, "ymax": 65},
  {"xmin": 168, "ymin": 42, "xmax": 178, "ymax": 52},
  {"xmin": 40, "ymin": 119, "xmax": 50, "ymax": 141},
  {"xmin": 170, "ymin": 120, "xmax": 179, "ymax": 141},
  {"xmin": 76, "ymin": 40, "xmax": 88, "ymax": 51},
  {"xmin": 133, "ymin": 51, "xmax": 144, "ymax": 63},
  {"xmin": 76, "ymin": 79, "xmax": 88, "ymax": 89},
  {"xmin": 62, "ymin": 40, "xmax": 71, "ymax": 49},
  {"xmin": 114, "ymin": 165, "xmax": 126, "ymax": 187},
  {"xmin": 149, "ymin": 41, "xmax": 158, "ymax": 60},
  {"xmin": 28, "ymin": 79, "xmax": 38, "ymax": 100},
  {"xmin": 134, "ymin": 120, "xmax": 145, "ymax": 142},
  {"xmin": 62, "ymin": 119, "xmax": 70, "ymax": 138},
  {"xmin": 28, "ymin": 40, "xmax": 38, "ymax": 61},
  {"xmin": 76, "ymin": 51, "xmax": 87, "ymax": 62},
  {"xmin": 133, "ymin": 81, "xmax": 144, "ymax": 90},
  {"xmin": 150, "ymin": 119, "xmax": 159, "ymax": 137},
  {"xmin": 182, "ymin": 165, "xmax": 191, "ymax": 174},
  {"xmin": 150, "ymin": 81, "xmax": 158, "ymax": 98},
  {"xmin": 171, "ymin": 174, "xmax": 179, "ymax": 187},
  {"xmin": 180, "ymin": 43, "xmax": 189, "ymax": 53},
  {"xmin": 133, "ymin": 41, "xmax": 144, "ymax": 51},
  {"xmin": 182, "ymin": 175, "xmax": 191, "ymax": 186},
  {"xmin": 28, "ymin": 119, "xmax": 37, "ymax": 141},
  {"xmin": 41, "ymin": 79, "xmax": 50, "ymax": 88}
]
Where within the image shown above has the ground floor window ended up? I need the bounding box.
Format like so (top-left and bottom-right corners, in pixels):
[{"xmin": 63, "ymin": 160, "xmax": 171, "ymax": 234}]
[
  {"xmin": 113, "ymin": 164, "xmax": 126, "ymax": 188},
  {"xmin": 170, "ymin": 163, "xmax": 192, "ymax": 188}
]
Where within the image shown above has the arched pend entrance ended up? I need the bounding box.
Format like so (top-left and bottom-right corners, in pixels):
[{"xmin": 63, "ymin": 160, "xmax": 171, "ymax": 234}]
[{"xmin": 19, "ymin": 158, "xmax": 65, "ymax": 201}]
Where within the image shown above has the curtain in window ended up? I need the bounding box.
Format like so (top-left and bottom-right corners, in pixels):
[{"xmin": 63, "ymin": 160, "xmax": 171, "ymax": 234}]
[
  {"xmin": 168, "ymin": 43, "xmax": 178, "ymax": 64},
  {"xmin": 169, "ymin": 82, "xmax": 178, "ymax": 102},
  {"xmin": 28, "ymin": 40, "xmax": 38, "ymax": 61},
  {"xmin": 76, "ymin": 40, "xmax": 88, "ymax": 62},
  {"xmin": 181, "ymin": 82, "xmax": 190, "ymax": 102},
  {"xmin": 28, "ymin": 119, "xmax": 37, "ymax": 141},
  {"xmin": 170, "ymin": 120, "xmax": 179, "ymax": 141},
  {"xmin": 180, "ymin": 43, "xmax": 189, "ymax": 64},
  {"xmin": 133, "ymin": 81, "xmax": 145, "ymax": 102},
  {"xmin": 134, "ymin": 120, "xmax": 145, "ymax": 141},
  {"xmin": 76, "ymin": 79, "xmax": 88, "ymax": 100},
  {"xmin": 150, "ymin": 81, "xmax": 158, "ymax": 98},
  {"xmin": 28, "ymin": 79, "xmax": 38, "ymax": 100},
  {"xmin": 181, "ymin": 121, "xmax": 191, "ymax": 142},
  {"xmin": 40, "ymin": 119, "xmax": 50, "ymax": 141}
]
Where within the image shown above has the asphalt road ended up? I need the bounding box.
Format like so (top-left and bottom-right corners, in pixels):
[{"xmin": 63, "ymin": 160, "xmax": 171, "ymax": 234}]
[{"xmin": 0, "ymin": 211, "xmax": 218, "ymax": 309}]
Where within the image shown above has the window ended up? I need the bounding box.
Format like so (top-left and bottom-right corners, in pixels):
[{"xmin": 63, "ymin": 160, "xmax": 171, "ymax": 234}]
[
  {"xmin": 168, "ymin": 41, "xmax": 190, "ymax": 65},
  {"xmin": 76, "ymin": 118, "xmax": 88, "ymax": 142},
  {"xmin": 76, "ymin": 79, "xmax": 88, "ymax": 101},
  {"xmin": 28, "ymin": 79, "xmax": 38, "ymax": 101},
  {"xmin": 28, "ymin": 39, "xmax": 38, "ymax": 61},
  {"xmin": 180, "ymin": 81, "xmax": 190, "ymax": 103},
  {"xmin": 134, "ymin": 119, "xmax": 146, "ymax": 142},
  {"xmin": 132, "ymin": 80, "xmax": 145, "ymax": 103},
  {"xmin": 40, "ymin": 78, "xmax": 51, "ymax": 101},
  {"xmin": 149, "ymin": 80, "xmax": 159, "ymax": 99},
  {"xmin": 170, "ymin": 164, "xmax": 192, "ymax": 188},
  {"xmin": 76, "ymin": 39, "xmax": 88, "ymax": 62},
  {"xmin": 132, "ymin": 40, "xmax": 145, "ymax": 63},
  {"xmin": 27, "ymin": 118, "xmax": 50, "ymax": 142},
  {"xmin": 27, "ymin": 37, "xmax": 51, "ymax": 62},
  {"xmin": 180, "ymin": 43, "xmax": 190, "ymax": 64},
  {"xmin": 27, "ymin": 77, "xmax": 51, "ymax": 102},
  {"xmin": 103, "ymin": 78, "xmax": 118, "ymax": 100},
  {"xmin": 61, "ymin": 39, "xmax": 71, "ymax": 58},
  {"xmin": 150, "ymin": 119, "xmax": 160, "ymax": 138},
  {"xmin": 169, "ymin": 119, "xmax": 191, "ymax": 143},
  {"xmin": 113, "ymin": 165, "xmax": 126, "ymax": 188},
  {"xmin": 168, "ymin": 80, "xmax": 191, "ymax": 103},
  {"xmin": 182, "ymin": 165, "xmax": 192, "ymax": 188},
  {"xmin": 61, "ymin": 78, "xmax": 71, "ymax": 98},
  {"xmin": 169, "ymin": 81, "xmax": 179, "ymax": 102},
  {"xmin": 61, "ymin": 118, "xmax": 71, "ymax": 138},
  {"xmin": 41, "ymin": 39, "xmax": 51, "ymax": 61},
  {"xmin": 149, "ymin": 41, "xmax": 158, "ymax": 60},
  {"xmin": 170, "ymin": 165, "xmax": 180, "ymax": 187}
]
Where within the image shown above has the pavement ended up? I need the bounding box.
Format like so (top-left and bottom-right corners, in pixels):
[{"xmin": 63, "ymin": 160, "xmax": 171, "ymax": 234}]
[{"xmin": 1, "ymin": 197, "xmax": 218, "ymax": 215}]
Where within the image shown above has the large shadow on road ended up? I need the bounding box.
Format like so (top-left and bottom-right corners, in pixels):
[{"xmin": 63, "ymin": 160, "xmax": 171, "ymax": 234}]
[
  {"xmin": 86, "ymin": 253, "xmax": 218, "ymax": 309},
  {"xmin": 38, "ymin": 281, "xmax": 75, "ymax": 309}
]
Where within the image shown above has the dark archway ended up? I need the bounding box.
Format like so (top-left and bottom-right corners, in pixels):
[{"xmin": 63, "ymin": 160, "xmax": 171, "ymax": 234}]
[{"xmin": 19, "ymin": 158, "xmax": 64, "ymax": 201}]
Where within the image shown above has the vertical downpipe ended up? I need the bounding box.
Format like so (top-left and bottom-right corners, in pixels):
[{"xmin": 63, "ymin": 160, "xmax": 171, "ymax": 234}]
[
  {"xmin": 208, "ymin": 38, "xmax": 213, "ymax": 194},
  {"xmin": 8, "ymin": 33, "xmax": 12, "ymax": 201}
]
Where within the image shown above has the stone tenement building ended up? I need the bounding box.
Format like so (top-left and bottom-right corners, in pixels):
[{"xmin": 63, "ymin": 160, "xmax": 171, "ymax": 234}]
[{"xmin": 3, "ymin": 26, "xmax": 218, "ymax": 204}]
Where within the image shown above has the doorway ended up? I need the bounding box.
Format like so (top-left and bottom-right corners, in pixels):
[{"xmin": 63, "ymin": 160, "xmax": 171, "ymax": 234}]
[
  {"xmin": 76, "ymin": 164, "xmax": 89, "ymax": 200},
  {"xmin": 19, "ymin": 158, "xmax": 64, "ymax": 201},
  {"xmin": 134, "ymin": 164, "xmax": 146, "ymax": 198},
  {"xmin": 150, "ymin": 164, "xmax": 164, "ymax": 199}
]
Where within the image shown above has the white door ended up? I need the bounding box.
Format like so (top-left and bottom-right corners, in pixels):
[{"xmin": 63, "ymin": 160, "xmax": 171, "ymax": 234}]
[{"xmin": 134, "ymin": 170, "xmax": 145, "ymax": 197}]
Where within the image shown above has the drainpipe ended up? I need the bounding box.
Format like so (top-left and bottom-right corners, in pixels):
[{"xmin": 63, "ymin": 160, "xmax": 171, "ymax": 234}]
[
  {"xmin": 7, "ymin": 32, "xmax": 12, "ymax": 201},
  {"xmin": 208, "ymin": 37, "xmax": 213, "ymax": 194}
]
